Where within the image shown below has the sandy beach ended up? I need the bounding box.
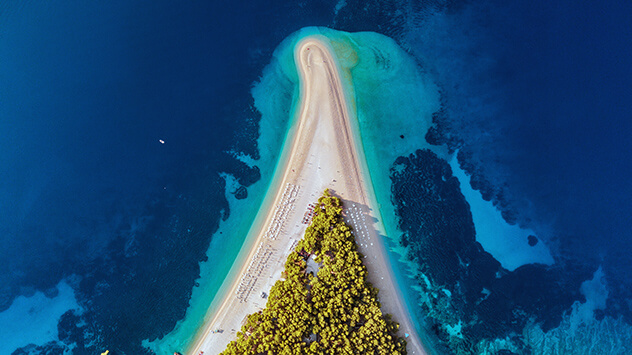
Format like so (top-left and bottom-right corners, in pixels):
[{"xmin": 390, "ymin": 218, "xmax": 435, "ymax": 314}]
[{"xmin": 187, "ymin": 35, "xmax": 429, "ymax": 355}]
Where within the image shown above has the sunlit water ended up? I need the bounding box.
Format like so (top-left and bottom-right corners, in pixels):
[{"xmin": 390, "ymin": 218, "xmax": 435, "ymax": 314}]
[{"xmin": 1, "ymin": 1, "xmax": 631, "ymax": 354}]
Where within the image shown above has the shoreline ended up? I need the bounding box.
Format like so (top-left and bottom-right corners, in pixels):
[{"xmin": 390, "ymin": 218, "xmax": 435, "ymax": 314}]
[
  {"xmin": 184, "ymin": 35, "xmax": 315, "ymax": 354},
  {"xmin": 187, "ymin": 34, "xmax": 430, "ymax": 355},
  {"xmin": 182, "ymin": 76, "xmax": 303, "ymax": 355},
  {"xmin": 317, "ymin": 37, "xmax": 430, "ymax": 355}
]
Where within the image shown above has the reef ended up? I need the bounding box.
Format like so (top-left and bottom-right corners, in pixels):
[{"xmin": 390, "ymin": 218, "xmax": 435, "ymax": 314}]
[{"xmin": 390, "ymin": 149, "xmax": 594, "ymax": 353}]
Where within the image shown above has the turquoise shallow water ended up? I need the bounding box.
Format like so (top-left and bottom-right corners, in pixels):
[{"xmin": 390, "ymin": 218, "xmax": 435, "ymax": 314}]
[
  {"xmin": 6, "ymin": 2, "xmax": 630, "ymax": 354},
  {"xmin": 151, "ymin": 22, "xmax": 632, "ymax": 354},
  {"xmin": 145, "ymin": 32, "xmax": 302, "ymax": 354},
  {"xmin": 316, "ymin": 29, "xmax": 444, "ymax": 348},
  {"xmin": 151, "ymin": 27, "xmax": 444, "ymax": 353}
]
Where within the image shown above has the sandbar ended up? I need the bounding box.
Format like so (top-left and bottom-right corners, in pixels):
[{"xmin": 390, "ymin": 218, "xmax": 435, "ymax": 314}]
[{"xmin": 187, "ymin": 35, "xmax": 429, "ymax": 355}]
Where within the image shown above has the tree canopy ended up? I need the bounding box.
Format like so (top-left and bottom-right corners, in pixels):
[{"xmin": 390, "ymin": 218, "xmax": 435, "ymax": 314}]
[{"xmin": 221, "ymin": 190, "xmax": 406, "ymax": 355}]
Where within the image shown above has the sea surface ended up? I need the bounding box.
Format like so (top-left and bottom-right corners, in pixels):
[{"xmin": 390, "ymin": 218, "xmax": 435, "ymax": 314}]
[{"xmin": 1, "ymin": 1, "xmax": 631, "ymax": 354}]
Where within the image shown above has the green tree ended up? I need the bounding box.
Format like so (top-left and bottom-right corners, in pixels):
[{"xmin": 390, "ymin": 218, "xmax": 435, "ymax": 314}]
[{"xmin": 221, "ymin": 190, "xmax": 407, "ymax": 355}]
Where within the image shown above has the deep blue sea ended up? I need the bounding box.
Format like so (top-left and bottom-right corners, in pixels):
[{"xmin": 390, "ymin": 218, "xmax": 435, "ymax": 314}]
[{"xmin": 1, "ymin": 1, "xmax": 631, "ymax": 354}]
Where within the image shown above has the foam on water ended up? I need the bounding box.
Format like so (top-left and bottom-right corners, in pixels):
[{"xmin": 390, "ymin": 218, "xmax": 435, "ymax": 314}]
[{"xmin": 0, "ymin": 279, "xmax": 82, "ymax": 353}]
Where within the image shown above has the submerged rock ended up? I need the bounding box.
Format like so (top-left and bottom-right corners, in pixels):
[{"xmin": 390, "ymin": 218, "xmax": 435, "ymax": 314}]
[
  {"xmin": 528, "ymin": 235, "xmax": 538, "ymax": 247},
  {"xmin": 234, "ymin": 186, "xmax": 248, "ymax": 200}
]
